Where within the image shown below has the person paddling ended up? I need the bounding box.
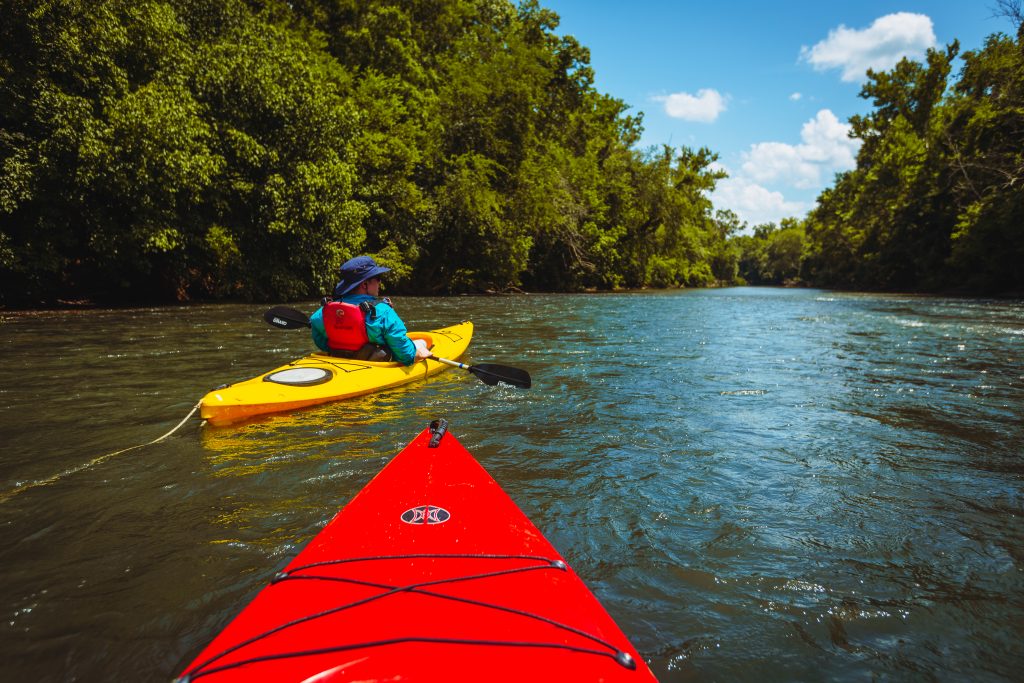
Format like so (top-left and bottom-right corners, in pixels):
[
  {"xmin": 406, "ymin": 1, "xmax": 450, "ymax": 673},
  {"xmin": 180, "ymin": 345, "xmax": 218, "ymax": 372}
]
[{"xmin": 310, "ymin": 256, "xmax": 431, "ymax": 364}]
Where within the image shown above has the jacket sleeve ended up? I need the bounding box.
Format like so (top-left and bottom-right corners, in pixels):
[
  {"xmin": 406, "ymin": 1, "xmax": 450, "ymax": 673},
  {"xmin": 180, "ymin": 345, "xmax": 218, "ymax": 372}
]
[
  {"xmin": 368, "ymin": 303, "xmax": 418, "ymax": 365},
  {"xmin": 310, "ymin": 307, "xmax": 329, "ymax": 352}
]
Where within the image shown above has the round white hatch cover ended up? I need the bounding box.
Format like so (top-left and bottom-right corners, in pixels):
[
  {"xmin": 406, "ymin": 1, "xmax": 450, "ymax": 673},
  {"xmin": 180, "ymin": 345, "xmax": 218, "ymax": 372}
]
[{"xmin": 263, "ymin": 367, "xmax": 332, "ymax": 386}]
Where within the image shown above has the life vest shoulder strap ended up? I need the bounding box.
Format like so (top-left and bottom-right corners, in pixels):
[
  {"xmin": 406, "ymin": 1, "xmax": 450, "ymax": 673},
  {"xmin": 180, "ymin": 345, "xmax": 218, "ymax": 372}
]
[{"xmin": 358, "ymin": 300, "xmax": 377, "ymax": 320}]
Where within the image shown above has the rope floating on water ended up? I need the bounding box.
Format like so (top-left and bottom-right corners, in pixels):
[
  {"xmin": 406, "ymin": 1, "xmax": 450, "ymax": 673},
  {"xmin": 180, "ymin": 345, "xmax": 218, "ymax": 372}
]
[{"xmin": 0, "ymin": 400, "xmax": 201, "ymax": 504}]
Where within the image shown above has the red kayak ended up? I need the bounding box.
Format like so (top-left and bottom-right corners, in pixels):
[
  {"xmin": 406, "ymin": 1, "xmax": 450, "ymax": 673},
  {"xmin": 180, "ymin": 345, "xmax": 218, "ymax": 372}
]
[{"xmin": 176, "ymin": 420, "xmax": 656, "ymax": 682}]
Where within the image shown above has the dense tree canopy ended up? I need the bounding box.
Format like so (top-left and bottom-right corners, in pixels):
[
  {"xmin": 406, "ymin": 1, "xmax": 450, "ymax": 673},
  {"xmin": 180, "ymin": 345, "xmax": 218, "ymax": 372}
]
[
  {"xmin": 732, "ymin": 218, "xmax": 805, "ymax": 286},
  {"xmin": 3, "ymin": 1, "xmax": 1020, "ymax": 305},
  {"xmin": 0, "ymin": 0, "xmax": 731, "ymax": 305}
]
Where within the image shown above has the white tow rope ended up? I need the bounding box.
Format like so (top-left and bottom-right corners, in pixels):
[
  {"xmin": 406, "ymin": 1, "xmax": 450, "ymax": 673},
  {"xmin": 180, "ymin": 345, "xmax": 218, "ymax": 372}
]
[{"xmin": 0, "ymin": 400, "xmax": 201, "ymax": 504}]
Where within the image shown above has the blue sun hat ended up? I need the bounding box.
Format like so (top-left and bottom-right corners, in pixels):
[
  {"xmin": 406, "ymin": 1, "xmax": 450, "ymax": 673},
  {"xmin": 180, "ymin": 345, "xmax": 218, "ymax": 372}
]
[{"xmin": 334, "ymin": 255, "xmax": 391, "ymax": 296}]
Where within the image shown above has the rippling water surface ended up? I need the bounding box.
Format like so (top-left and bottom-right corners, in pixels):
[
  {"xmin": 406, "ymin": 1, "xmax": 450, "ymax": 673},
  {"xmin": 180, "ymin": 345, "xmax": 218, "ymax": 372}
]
[{"xmin": 1, "ymin": 288, "xmax": 1022, "ymax": 681}]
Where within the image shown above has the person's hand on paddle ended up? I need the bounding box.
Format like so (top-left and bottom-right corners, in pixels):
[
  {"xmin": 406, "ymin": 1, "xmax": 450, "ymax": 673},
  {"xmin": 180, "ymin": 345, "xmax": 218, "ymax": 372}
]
[{"xmin": 413, "ymin": 338, "xmax": 431, "ymax": 361}]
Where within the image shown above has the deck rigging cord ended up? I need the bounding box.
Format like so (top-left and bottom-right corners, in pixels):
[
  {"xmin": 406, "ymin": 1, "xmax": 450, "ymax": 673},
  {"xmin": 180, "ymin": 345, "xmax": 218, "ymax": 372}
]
[
  {"xmin": 0, "ymin": 400, "xmax": 201, "ymax": 504},
  {"xmin": 177, "ymin": 553, "xmax": 636, "ymax": 681}
]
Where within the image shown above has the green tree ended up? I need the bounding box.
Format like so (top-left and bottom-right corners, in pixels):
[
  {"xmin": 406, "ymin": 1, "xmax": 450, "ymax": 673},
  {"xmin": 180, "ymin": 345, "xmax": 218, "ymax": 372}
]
[
  {"xmin": 190, "ymin": 14, "xmax": 367, "ymax": 299},
  {"xmin": 1, "ymin": 0, "xmax": 744, "ymax": 305},
  {"xmin": 733, "ymin": 218, "xmax": 806, "ymax": 285},
  {"xmin": 943, "ymin": 31, "xmax": 1024, "ymax": 291},
  {"xmin": 803, "ymin": 44, "xmax": 960, "ymax": 291},
  {"xmin": 804, "ymin": 15, "xmax": 1024, "ymax": 294}
]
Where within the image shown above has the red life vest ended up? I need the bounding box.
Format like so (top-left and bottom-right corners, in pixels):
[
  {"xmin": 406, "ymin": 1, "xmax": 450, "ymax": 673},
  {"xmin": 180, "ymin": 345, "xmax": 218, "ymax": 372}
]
[{"xmin": 323, "ymin": 301, "xmax": 370, "ymax": 352}]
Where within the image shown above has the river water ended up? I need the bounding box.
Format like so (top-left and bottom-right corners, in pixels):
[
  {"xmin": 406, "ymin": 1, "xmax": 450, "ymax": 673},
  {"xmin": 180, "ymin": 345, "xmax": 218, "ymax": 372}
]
[{"xmin": 1, "ymin": 288, "xmax": 1022, "ymax": 681}]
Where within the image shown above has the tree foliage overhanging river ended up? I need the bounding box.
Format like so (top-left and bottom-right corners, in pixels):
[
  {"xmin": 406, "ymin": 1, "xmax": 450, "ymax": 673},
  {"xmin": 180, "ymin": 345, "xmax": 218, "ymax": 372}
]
[
  {"xmin": 1, "ymin": 288, "xmax": 1022, "ymax": 681},
  {"xmin": 3, "ymin": 0, "xmax": 1022, "ymax": 307}
]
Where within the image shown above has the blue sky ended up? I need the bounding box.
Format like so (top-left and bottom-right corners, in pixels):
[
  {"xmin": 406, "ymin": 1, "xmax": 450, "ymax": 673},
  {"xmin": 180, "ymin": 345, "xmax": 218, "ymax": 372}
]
[{"xmin": 539, "ymin": 1, "xmax": 1013, "ymax": 228}]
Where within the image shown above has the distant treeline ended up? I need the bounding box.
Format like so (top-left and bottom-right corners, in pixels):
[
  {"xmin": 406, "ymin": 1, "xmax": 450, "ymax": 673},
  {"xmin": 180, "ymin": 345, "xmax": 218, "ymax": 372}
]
[
  {"xmin": 736, "ymin": 18, "xmax": 1024, "ymax": 295},
  {"xmin": 0, "ymin": 0, "xmax": 739, "ymax": 305}
]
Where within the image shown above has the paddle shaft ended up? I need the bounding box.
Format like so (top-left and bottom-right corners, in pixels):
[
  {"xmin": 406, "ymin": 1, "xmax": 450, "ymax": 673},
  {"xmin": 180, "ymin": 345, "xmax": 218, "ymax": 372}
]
[{"xmin": 431, "ymin": 356, "xmax": 471, "ymax": 371}]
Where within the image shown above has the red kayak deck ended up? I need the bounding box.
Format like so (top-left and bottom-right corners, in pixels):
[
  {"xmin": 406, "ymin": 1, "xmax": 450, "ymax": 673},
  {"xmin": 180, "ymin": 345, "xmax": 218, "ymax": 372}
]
[{"xmin": 177, "ymin": 420, "xmax": 656, "ymax": 682}]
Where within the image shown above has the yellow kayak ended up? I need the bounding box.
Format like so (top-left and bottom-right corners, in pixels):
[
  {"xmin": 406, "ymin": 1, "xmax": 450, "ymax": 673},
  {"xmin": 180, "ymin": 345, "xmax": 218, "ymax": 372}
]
[{"xmin": 201, "ymin": 321, "xmax": 473, "ymax": 426}]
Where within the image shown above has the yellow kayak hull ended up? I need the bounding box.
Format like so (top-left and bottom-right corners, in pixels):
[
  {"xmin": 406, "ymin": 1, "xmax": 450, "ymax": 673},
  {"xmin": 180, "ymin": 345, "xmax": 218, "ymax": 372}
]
[{"xmin": 201, "ymin": 321, "xmax": 473, "ymax": 426}]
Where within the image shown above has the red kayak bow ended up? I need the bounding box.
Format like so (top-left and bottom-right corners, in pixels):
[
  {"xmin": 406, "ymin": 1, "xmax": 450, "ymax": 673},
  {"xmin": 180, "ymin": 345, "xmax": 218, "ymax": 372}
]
[{"xmin": 176, "ymin": 420, "xmax": 655, "ymax": 682}]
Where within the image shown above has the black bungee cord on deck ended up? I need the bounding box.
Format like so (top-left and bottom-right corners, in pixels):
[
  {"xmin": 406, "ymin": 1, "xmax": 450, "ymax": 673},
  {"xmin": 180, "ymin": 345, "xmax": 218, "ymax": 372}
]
[
  {"xmin": 175, "ymin": 553, "xmax": 636, "ymax": 682},
  {"xmin": 179, "ymin": 637, "xmax": 635, "ymax": 682}
]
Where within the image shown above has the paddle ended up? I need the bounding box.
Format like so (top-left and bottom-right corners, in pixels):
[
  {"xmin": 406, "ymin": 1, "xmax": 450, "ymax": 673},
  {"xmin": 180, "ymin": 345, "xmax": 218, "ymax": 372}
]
[
  {"xmin": 429, "ymin": 356, "xmax": 531, "ymax": 389},
  {"xmin": 262, "ymin": 306, "xmax": 532, "ymax": 389}
]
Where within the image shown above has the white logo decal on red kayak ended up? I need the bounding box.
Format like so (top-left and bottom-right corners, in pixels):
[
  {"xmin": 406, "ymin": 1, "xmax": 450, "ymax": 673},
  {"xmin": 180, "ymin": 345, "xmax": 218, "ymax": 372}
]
[{"xmin": 401, "ymin": 505, "xmax": 451, "ymax": 525}]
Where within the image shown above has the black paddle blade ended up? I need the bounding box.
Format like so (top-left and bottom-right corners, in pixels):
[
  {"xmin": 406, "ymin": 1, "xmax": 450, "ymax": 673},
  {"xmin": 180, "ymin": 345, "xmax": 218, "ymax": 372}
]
[
  {"xmin": 264, "ymin": 306, "xmax": 311, "ymax": 329},
  {"xmin": 469, "ymin": 363, "xmax": 532, "ymax": 389}
]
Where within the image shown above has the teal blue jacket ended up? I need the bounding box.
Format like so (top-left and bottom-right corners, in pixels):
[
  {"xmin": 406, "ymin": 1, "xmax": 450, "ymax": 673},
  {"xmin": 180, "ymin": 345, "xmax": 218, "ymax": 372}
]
[{"xmin": 310, "ymin": 295, "xmax": 419, "ymax": 365}]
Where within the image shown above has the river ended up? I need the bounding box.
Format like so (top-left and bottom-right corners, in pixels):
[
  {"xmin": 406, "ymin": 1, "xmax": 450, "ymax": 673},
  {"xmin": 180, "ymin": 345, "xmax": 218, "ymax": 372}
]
[{"xmin": 1, "ymin": 288, "xmax": 1022, "ymax": 681}]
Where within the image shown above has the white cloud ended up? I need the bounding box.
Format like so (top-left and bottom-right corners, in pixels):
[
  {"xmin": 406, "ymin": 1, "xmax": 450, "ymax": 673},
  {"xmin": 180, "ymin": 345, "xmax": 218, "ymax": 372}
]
[
  {"xmin": 799, "ymin": 109, "xmax": 858, "ymax": 167},
  {"xmin": 655, "ymin": 88, "xmax": 727, "ymax": 123},
  {"xmin": 789, "ymin": 92, "xmax": 802, "ymax": 101},
  {"xmin": 708, "ymin": 111, "xmax": 860, "ymax": 228},
  {"xmin": 801, "ymin": 12, "xmax": 936, "ymax": 82},
  {"xmin": 740, "ymin": 109, "xmax": 859, "ymax": 189},
  {"xmin": 711, "ymin": 176, "xmax": 810, "ymax": 227}
]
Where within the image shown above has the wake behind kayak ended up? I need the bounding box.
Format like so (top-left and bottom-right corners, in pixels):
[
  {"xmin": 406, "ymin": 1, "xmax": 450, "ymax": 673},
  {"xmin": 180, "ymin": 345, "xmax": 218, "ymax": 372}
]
[{"xmin": 175, "ymin": 420, "xmax": 656, "ymax": 681}]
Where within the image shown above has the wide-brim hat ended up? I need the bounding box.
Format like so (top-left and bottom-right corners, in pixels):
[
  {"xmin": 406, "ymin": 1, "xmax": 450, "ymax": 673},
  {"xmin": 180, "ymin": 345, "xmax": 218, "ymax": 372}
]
[{"xmin": 335, "ymin": 255, "xmax": 391, "ymax": 296}]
